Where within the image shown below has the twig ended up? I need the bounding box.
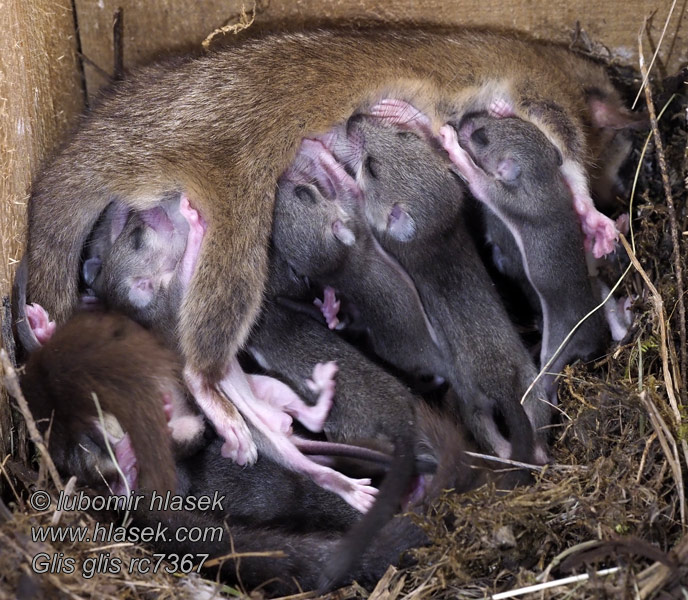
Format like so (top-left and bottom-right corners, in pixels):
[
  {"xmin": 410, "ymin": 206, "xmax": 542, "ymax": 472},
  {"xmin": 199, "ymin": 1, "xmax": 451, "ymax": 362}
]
[
  {"xmin": 204, "ymin": 549, "xmax": 287, "ymax": 569},
  {"xmin": 638, "ymin": 533, "xmax": 688, "ymax": 598},
  {"xmin": 491, "ymin": 567, "xmax": 621, "ymax": 599},
  {"xmin": 636, "ymin": 431, "xmax": 658, "ymax": 483},
  {"xmin": 632, "ymin": 0, "xmax": 677, "ymax": 109},
  {"xmin": 520, "ymin": 271, "xmax": 629, "ymax": 406},
  {"xmin": 620, "ymin": 235, "xmax": 687, "ymax": 526},
  {"xmin": 639, "ymin": 20, "xmax": 687, "ymax": 407},
  {"xmin": 463, "ymin": 451, "xmax": 546, "ymax": 472},
  {"xmin": 0, "ymin": 349, "xmax": 62, "ymax": 491},
  {"xmin": 538, "ymin": 540, "xmax": 605, "ymax": 582},
  {"xmin": 202, "ymin": 2, "xmax": 256, "ymax": 50},
  {"xmin": 620, "ymin": 235, "xmax": 681, "ymax": 418},
  {"xmin": 628, "ymin": 94, "xmax": 677, "ymax": 252},
  {"xmin": 639, "ymin": 390, "xmax": 685, "ymax": 526}
]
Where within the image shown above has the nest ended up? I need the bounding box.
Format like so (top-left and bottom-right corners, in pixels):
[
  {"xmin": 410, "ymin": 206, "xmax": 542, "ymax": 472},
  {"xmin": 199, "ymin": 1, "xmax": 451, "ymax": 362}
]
[{"xmin": 1, "ymin": 21, "xmax": 688, "ymax": 600}]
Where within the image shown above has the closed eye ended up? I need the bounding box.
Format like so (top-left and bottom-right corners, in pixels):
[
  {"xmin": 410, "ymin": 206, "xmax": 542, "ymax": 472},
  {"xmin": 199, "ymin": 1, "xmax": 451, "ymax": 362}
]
[
  {"xmin": 471, "ymin": 127, "xmax": 489, "ymax": 147},
  {"xmin": 294, "ymin": 185, "xmax": 318, "ymax": 204},
  {"xmin": 365, "ymin": 155, "xmax": 379, "ymax": 179}
]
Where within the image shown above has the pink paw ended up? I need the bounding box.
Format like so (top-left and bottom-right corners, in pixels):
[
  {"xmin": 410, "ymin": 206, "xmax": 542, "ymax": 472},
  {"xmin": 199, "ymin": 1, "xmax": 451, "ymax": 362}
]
[
  {"xmin": 439, "ymin": 125, "xmax": 486, "ymax": 198},
  {"xmin": 564, "ymin": 163, "xmax": 618, "ymax": 259},
  {"xmin": 113, "ymin": 433, "xmax": 138, "ymax": 494},
  {"xmin": 344, "ymin": 478, "xmax": 379, "ymax": 513},
  {"xmin": 315, "ymin": 470, "xmax": 378, "ymax": 512},
  {"xmin": 179, "ymin": 195, "xmax": 207, "ymax": 232},
  {"xmin": 579, "ymin": 208, "xmax": 619, "ymax": 258},
  {"xmin": 314, "ymin": 286, "xmax": 341, "ymax": 329},
  {"xmin": 488, "ymin": 97, "xmax": 516, "ymax": 118},
  {"xmin": 439, "ymin": 124, "xmax": 464, "ymax": 166},
  {"xmin": 25, "ymin": 303, "xmax": 56, "ymax": 344},
  {"xmin": 302, "ymin": 361, "xmax": 338, "ymax": 432},
  {"xmin": 307, "ymin": 361, "xmax": 338, "ymax": 394},
  {"xmin": 368, "ymin": 98, "xmax": 434, "ymax": 138},
  {"xmin": 220, "ymin": 424, "xmax": 259, "ymax": 465},
  {"xmin": 297, "ymin": 139, "xmax": 362, "ymax": 200}
]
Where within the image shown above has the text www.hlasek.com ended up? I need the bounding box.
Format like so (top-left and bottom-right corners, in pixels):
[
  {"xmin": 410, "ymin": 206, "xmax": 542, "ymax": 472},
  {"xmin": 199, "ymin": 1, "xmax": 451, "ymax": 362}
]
[{"xmin": 31, "ymin": 520, "xmax": 223, "ymax": 544}]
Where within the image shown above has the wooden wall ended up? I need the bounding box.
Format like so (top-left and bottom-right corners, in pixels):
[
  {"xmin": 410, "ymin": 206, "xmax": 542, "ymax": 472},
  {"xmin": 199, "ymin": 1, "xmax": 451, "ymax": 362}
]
[
  {"xmin": 0, "ymin": 0, "xmax": 83, "ymax": 477},
  {"xmin": 75, "ymin": 0, "xmax": 686, "ymax": 98}
]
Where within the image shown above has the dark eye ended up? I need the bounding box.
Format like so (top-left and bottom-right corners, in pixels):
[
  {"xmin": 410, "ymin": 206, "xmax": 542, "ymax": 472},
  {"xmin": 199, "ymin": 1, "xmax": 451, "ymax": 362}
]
[
  {"xmin": 471, "ymin": 127, "xmax": 489, "ymax": 147},
  {"xmin": 294, "ymin": 185, "xmax": 318, "ymax": 204},
  {"xmin": 365, "ymin": 155, "xmax": 379, "ymax": 179}
]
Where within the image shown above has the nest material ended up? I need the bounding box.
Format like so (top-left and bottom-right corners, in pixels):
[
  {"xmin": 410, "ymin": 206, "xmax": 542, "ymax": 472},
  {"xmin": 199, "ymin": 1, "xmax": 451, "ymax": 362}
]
[{"xmin": 2, "ymin": 30, "xmax": 688, "ymax": 600}]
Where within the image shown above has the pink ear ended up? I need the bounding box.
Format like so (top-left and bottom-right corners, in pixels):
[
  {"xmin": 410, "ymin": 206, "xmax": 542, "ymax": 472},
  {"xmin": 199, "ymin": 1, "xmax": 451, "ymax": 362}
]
[
  {"xmin": 388, "ymin": 204, "xmax": 415, "ymax": 241},
  {"xmin": 589, "ymin": 98, "xmax": 647, "ymax": 130},
  {"xmin": 82, "ymin": 257, "xmax": 102, "ymax": 286},
  {"xmin": 497, "ymin": 157, "xmax": 521, "ymax": 182},
  {"xmin": 332, "ymin": 219, "xmax": 355, "ymax": 246},
  {"xmin": 109, "ymin": 203, "xmax": 130, "ymax": 242},
  {"xmin": 128, "ymin": 277, "xmax": 154, "ymax": 307}
]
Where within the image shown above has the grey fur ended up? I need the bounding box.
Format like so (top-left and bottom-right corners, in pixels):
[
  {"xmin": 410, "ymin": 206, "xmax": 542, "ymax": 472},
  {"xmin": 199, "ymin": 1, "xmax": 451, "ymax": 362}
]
[
  {"xmin": 343, "ymin": 114, "xmax": 545, "ymax": 466},
  {"xmin": 456, "ymin": 113, "xmax": 609, "ymax": 429}
]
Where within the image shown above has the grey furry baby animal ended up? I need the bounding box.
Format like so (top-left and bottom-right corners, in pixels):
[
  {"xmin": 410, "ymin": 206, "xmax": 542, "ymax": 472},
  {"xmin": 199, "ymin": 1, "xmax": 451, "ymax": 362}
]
[
  {"xmin": 340, "ymin": 108, "xmax": 546, "ymax": 466},
  {"xmin": 271, "ymin": 136, "xmax": 445, "ymax": 378},
  {"xmin": 453, "ymin": 113, "xmax": 609, "ymax": 412}
]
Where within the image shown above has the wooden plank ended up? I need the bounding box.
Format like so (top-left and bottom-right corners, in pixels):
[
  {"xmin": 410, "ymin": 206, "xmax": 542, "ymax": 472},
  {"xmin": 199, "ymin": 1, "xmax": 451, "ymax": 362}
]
[
  {"xmin": 0, "ymin": 0, "xmax": 83, "ymax": 480},
  {"xmin": 75, "ymin": 0, "xmax": 685, "ymax": 98},
  {"xmin": 75, "ymin": 0, "xmax": 250, "ymax": 95}
]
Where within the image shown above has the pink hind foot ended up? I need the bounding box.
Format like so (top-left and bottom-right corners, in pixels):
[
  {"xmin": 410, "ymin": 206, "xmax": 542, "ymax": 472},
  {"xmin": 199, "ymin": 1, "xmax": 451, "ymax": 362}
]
[
  {"xmin": 248, "ymin": 360, "xmax": 337, "ymax": 434},
  {"xmin": 561, "ymin": 161, "xmax": 618, "ymax": 258},
  {"xmin": 184, "ymin": 366, "xmax": 258, "ymax": 466},
  {"xmin": 219, "ymin": 367, "xmax": 377, "ymax": 513},
  {"xmin": 576, "ymin": 199, "xmax": 619, "ymax": 258},
  {"xmin": 314, "ymin": 471, "xmax": 378, "ymax": 513}
]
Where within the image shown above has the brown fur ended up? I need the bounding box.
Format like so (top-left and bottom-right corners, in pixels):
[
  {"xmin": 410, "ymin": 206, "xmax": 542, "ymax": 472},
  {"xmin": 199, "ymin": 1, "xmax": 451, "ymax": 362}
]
[
  {"xmin": 20, "ymin": 311, "xmax": 179, "ymax": 493},
  {"xmin": 27, "ymin": 27, "xmax": 622, "ymax": 383}
]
